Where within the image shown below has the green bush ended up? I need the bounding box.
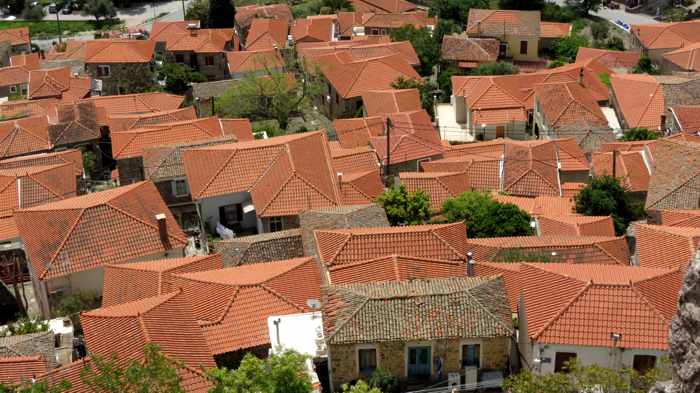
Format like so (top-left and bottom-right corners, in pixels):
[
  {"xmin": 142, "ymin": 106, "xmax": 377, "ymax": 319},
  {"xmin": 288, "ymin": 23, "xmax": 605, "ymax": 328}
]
[
  {"xmin": 469, "ymin": 61, "xmax": 519, "ymax": 76},
  {"xmin": 575, "ymin": 176, "xmax": 643, "ymax": 235},
  {"xmin": 442, "ymin": 191, "xmax": 533, "ymax": 238},
  {"xmin": 377, "ymin": 185, "xmax": 431, "ymax": 226},
  {"xmin": 54, "ymin": 290, "xmax": 101, "ymax": 333},
  {"xmin": 590, "ymin": 21, "xmax": 609, "ymax": 41},
  {"xmin": 552, "ymin": 33, "xmax": 590, "ymax": 62},
  {"xmin": 369, "ymin": 368, "xmax": 399, "ymax": 393},
  {"xmin": 620, "ymin": 127, "xmax": 659, "ymax": 141},
  {"xmin": 542, "ymin": 3, "xmax": 577, "ymax": 22}
]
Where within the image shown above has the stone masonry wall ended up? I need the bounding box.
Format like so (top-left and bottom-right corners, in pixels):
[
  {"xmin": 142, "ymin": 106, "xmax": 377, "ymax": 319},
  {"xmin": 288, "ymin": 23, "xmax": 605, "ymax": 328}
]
[
  {"xmin": 213, "ymin": 229, "xmax": 304, "ymax": 267},
  {"xmin": 0, "ymin": 331, "xmax": 56, "ymax": 369},
  {"xmin": 117, "ymin": 157, "xmax": 145, "ymax": 185},
  {"xmin": 87, "ymin": 62, "xmax": 155, "ymax": 96}
]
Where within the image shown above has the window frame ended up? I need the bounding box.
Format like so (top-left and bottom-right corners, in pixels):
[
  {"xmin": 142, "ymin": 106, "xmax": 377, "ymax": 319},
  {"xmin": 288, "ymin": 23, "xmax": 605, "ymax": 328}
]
[
  {"xmin": 459, "ymin": 340, "xmax": 483, "ymax": 369},
  {"xmin": 172, "ymin": 178, "xmax": 189, "ymax": 197},
  {"xmin": 268, "ymin": 216, "xmax": 283, "ymax": 232},
  {"xmin": 205, "ymin": 55, "xmax": 215, "ymax": 66},
  {"xmin": 554, "ymin": 352, "xmax": 577, "ymax": 373},
  {"xmin": 9, "ymin": 85, "xmax": 16, "ymax": 93},
  {"xmin": 356, "ymin": 345, "xmax": 379, "ymax": 378},
  {"xmin": 520, "ymin": 40, "xmax": 528, "ymax": 55},
  {"xmin": 404, "ymin": 342, "xmax": 434, "ymax": 379},
  {"xmin": 96, "ymin": 65, "xmax": 111, "ymax": 78}
]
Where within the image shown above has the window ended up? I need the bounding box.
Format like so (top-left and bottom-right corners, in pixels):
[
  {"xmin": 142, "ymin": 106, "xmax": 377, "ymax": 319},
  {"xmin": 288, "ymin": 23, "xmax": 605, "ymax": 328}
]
[
  {"xmin": 219, "ymin": 204, "xmax": 243, "ymax": 228},
  {"xmin": 416, "ymin": 157, "xmax": 431, "ymax": 171},
  {"xmin": 461, "ymin": 343, "xmax": 480, "ymax": 368},
  {"xmin": 520, "ymin": 40, "xmax": 528, "ymax": 55},
  {"xmin": 172, "ymin": 179, "xmax": 189, "ymax": 197},
  {"xmin": 175, "ymin": 54, "xmax": 185, "ymax": 63},
  {"xmin": 205, "ymin": 56, "xmax": 214, "ymax": 66},
  {"xmin": 9, "ymin": 86, "xmax": 16, "ymax": 93},
  {"xmin": 358, "ymin": 347, "xmax": 377, "ymax": 377},
  {"xmin": 554, "ymin": 352, "xmax": 577, "ymax": 373},
  {"xmin": 269, "ymin": 216, "xmax": 283, "ymax": 232},
  {"xmin": 96, "ymin": 65, "xmax": 110, "ymax": 77},
  {"xmin": 633, "ymin": 355, "xmax": 656, "ymax": 374}
]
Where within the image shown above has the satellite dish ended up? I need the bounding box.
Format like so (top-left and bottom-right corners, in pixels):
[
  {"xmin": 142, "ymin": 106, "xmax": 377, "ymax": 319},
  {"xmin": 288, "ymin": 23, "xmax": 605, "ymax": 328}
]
[{"xmin": 307, "ymin": 299, "xmax": 321, "ymax": 309}]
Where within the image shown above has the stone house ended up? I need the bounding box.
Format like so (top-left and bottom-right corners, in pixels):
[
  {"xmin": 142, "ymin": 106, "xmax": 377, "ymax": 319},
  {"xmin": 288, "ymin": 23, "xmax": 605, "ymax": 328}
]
[
  {"xmin": 532, "ymin": 82, "xmax": 608, "ymax": 140},
  {"xmin": 465, "ymin": 9, "xmax": 540, "ymax": 62},
  {"xmin": 84, "ymin": 40, "xmax": 156, "ymax": 96},
  {"xmin": 0, "ymin": 66, "xmax": 29, "ymax": 99},
  {"xmin": 213, "ymin": 229, "xmax": 304, "ymax": 267},
  {"xmin": 631, "ymin": 20, "xmax": 700, "ymax": 64},
  {"xmin": 0, "ymin": 27, "xmax": 31, "ymax": 55},
  {"xmin": 0, "ymin": 331, "xmax": 55, "ymax": 371},
  {"xmin": 13, "ymin": 181, "xmax": 188, "ymax": 318},
  {"xmin": 164, "ymin": 26, "xmax": 238, "ymax": 81},
  {"xmin": 645, "ymin": 138, "xmax": 700, "ymax": 212},
  {"xmin": 322, "ymin": 277, "xmax": 513, "ymax": 390},
  {"xmin": 225, "ymin": 49, "xmax": 284, "ymax": 80},
  {"xmin": 440, "ymin": 35, "xmax": 499, "ymax": 70}
]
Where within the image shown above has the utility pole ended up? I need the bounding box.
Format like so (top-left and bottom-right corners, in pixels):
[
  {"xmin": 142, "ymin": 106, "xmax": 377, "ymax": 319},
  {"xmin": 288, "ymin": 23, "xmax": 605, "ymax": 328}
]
[
  {"xmin": 385, "ymin": 117, "xmax": 392, "ymax": 186},
  {"xmin": 612, "ymin": 149, "xmax": 617, "ymax": 178},
  {"xmin": 181, "ymin": 0, "xmax": 186, "ymax": 19},
  {"xmin": 56, "ymin": 7, "xmax": 62, "ymax": 45}
]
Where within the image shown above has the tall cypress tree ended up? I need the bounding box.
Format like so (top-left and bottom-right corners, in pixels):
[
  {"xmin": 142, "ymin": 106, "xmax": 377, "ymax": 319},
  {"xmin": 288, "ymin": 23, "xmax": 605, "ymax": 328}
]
[{"xmin": 208, "ymin": 0, "xmax": 235, "ymax": 28}]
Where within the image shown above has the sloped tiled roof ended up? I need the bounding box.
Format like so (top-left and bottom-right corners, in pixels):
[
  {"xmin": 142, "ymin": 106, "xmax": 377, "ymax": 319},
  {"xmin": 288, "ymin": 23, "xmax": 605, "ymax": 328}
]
[
  {"xmin": 0, "ymin": 66, "xmax": 29, "ymax": 88},
  {"xmin": 338, "ymin": 169, "xmax": 384, "ymax": 205},
  {"xmin": 45, "ymin": 40, "xmax": 87, "ymax": 61},
  {"xmin": 399, "ymin": 171, "xmax": 469, "ymax": 211},
  {"xmin": 440, "ymin": 35, "xmax": 499, "ymax": 63},
  {"xmin": 314, "ymin": 222, "xmax": 467, "ymax": 268},
  {"xmin": 106, "ymin": 106, "xmax": 197, "ymax": 132},
  {"xmin": 361, "ymin": 11, "xmax": 436, "ymax": 29},
  {"xmin": 330, "ymin": 143, "xmax": 380, "ymax": 174},
  {"xmin": 349, "ymin": 0, "xmax": 416, "ymax": 13},
  {"xmin": 0, "ymin": 148, "xmax": 83, "ymax": 177},
  {"xmin": 226, "ymin": 49, "xmax": 284, "ymax": 74},
  {"xmin": 492, "ymin": 193, "xmax": 574, "ymax": 216},
  {"xmin": 539, "ymin": 21, "xmax": 571, "ymax": 38},
  {"xmin": 27, "ymin": 67, "xmax": 91, "ymax": 102},
  {"xmin": 670, "ymin": 105, "xmax": 700, "ymax": 134},
  {"xmin": 85, "ymin": 39, "xmax": 156, "ymax": 63},
  {"xmin": 658, "ymin": 209, "xmax": 700, "ymax": 227},
  {"xmin": 0, "ymin": 163, "xmax": 76, "ymax": 219},
  {"xmin": 81, "ymin": 291, "xmax": 216, "ymax": 372},
  {"xmin": 111, "ymin": 116, "xmax": 230, "ymax": 159},
  {"xmin": 235, "ymin": 4, "xmax": 293, "ymax": 30},
  {"xmin": 167, "ymin": 28, "xmax": 234, "ymax": 53},
  {"xmin": 328, "ymin": 254, "xmax": 466, "ymax": 285},
  {"xmin": 611, "ymin": 73, "xmax": 665, "ymax": 130},
  {"xmin": 467, "ymin": 235, "xmax": 630, "ymax": 264},
  {"xmin": 635, "ymin": 224, "xmax": 700, "ymax": 271},
  {"xmin": 83, "ymin": 92, "xmax": 184, "ymax": 125},
  {"xmin": 501, "ymin": 139, "xmax": 561, "ymax": 197},
  {"xmin": 632, "ymin": 20, "xmax": 700, "ymax": 50},
  {"xmin": 553, "ymin": 138, "xmax": 589, "ymax": 172},
  {"xmin": 0, "ymin": 115, "xmax": 52, "ymax": 158},
  {"xmin": 144, "ymin": 136, "xmax": 235, "ymax": 181},
  {"xmin": 171, "ymin": 257, "xmax": 321, "ymax": 354},
  {"xmin": 361, "ymin": 88, "xmax": 422, "ymax": 116},
  {"xmin": 150, "ymin": 20, "xmax": 198, "ymax": 45},
  {"xmin": 520, "ymin": 263, "xmax": 682, "ymax": 349},
  {"xmin": 245, "ymin": 18, "xmax": 289, "ymax": 51},
  {"xmin": 291, "ymin": 16, "xmax": 335, "ymax": 43},
  {"xmin": 0, "ymin": 355, "xmax": 46, "ymax": 385},
  {"xmin": 473, "ymin": 262, "xmax": 522, "ymax": 310},
  {"xmin": 535, "ymin": 82, "xmax": 608, "ymax": 131},
  {"xmin": 0, "ymin": 27, "xmax": 30, "ymax": 46},
  {"xmin": 645, "ymin": 138, "xmax": 700, "ymax": 210},
  {"xmin": 102, "ymin": 254, "xmax": 223, "ymax": 307},
  {"xmin": 591, "ymin": 151, "xmax": 650, "ymax": 193},
  {"xmin": 313, "ymin": 52, "xmax": 420, "ymax": 99},
  {"xmin": 10, "ymin": 52, "xmax": 40, "ymax": 70},
  {"xmin": 575, "ymin": 47, "xmax": 640, "ymax": 69},
  {"xmin": 182, "ymin": 131, "xmax": 341, "ymax": 217},
  {"xmin": 298, "ymin": 40, "xmax": 419, "ymax": 66},
  {"xmin": 538, "ymin": 215, "xmax": 615, "ymax": 237},
  {"xmin": 466, "ymin": 9, "xmax": 540, "ymax": 37},
  {"xmin": 333, "ymin": 116, "xmax": 384, "ymax": 148},
  {"xmin": 322, "ymin": 276, "xmax": 513, "ymax": 344},
  {"xmin": 371, "ymin": 110, "xmax": 444, "ymax": 165},
  {"xmin": 14, "ymin": 181, "xmax": 188, "ymax": 280}
]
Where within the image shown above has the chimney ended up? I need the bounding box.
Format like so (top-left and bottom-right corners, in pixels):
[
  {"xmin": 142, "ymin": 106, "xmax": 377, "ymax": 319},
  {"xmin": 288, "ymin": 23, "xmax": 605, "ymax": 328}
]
[
  {"xmin": 578, "ymin": 68, "xmax": 584, "ymax": 85},
  {"xmin": 660, "ymin": 114, "xmax": 667, "ymax": 131},
  {"xmin": 337, "ymin": 172, "xmax": 343, "ymax": 184},
  {"xmin": 466, "ymin": 252, "xmax": 474, "ymax": 277},
  {"xmin": 155, "ymin": 213, "xmax": 172, "ymax": 250},
  {"xmin": 187, "ymin": 23, "xmax": 199, "ymax": 36}
]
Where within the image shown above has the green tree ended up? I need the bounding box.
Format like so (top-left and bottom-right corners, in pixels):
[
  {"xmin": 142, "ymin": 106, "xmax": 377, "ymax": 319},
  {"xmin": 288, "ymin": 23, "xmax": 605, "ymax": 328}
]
[
  {"xmin": 21, "ymin": 3, "xmax": 45, "ymax": 20},
  {"xmin": 54, "ymin": 290, "xmax": 101, "ymax": 334},
  {"xmin": 342, "ymin": 381, "xmax": 382, "ymax": 393},
  {"xmin": 633, "ymin": 56, "xmax": 660, "ymax": 75},
  {"xmin": 469, "ymin": 61, "xmax": 519, "ymax": 75},
  {"xmin": 541, "ymin": 3, "xmax": 578, "ymax": 22},
  {"xmin": 322, "ymin": 0, "xmax": 353, "ymax": 12},
  {"xmin": 208, "ymin": 0, "xmax": 235, "ymax": 28},
  {"xmin": 82, "ymin": 150, "xmax": 97, "ymax": 179},
  {"xmin": 603, "ymin": 36, "xmax": 625, "ymax": 51},
  {"xmin": 157, "ymin": 63, "xmax": 206, "ymax": 95},
  {"xmin": 428, "ymin": 0, "xmax": 488, "ymax": 27},
  {"xmin": 552, "ymin": 33, "xmax": 590, "ymax": 62},
  {"xmin": 575, "ymin": 176, "xmax": 642, "ymax": 235},
  {"xmin": 391, "ymin": 76, "xmax": 437, "ymax": 117},
  {"xmin": 499, "ymin": 0, "xmax": 544, "ymax": 10},
  {"xmin": 565, "ymin": 0, "xmax": 603, "ymax": 15},
  {"xmin": 80, "ymin": 344, "xmax": 184, "ymax": 393},
  {"xmin": 208, "ymin": 350, "xmax": 312, "ymax": 393},
  {"xmin": 620, "ymin": 127, "xmax": 659, "ymax": 141},
  {"xmin": 185, "ymin": 0, "xmax": 209, "ymax": 26},
  {"xmin": 377, "ymin": 185, "xmax": 431, "ymax": 226},
  {"xmin": 590, "ymin": 21, "xmax": 609, "ymax": 41},
  {"xmin": 1, "ymin": 380, "xmax": 71, "ymax": 393},
  {"xmin": 442, "ymin": 191, "xmax": 533, "ymax": 238},
  {"xmin": 82, "ymin": 0, "xmax": 116, "ymax": 26},
  {"xmin": 369, "ymin": 368, "xmax": 398, "ymax": 393},
  {"xmin": 504, "ymin": 369, "xmax": 575, "ymax": 393},
  {"xmin": 390, "ymin": 25, "xmax": 439, "ymax": 76}
]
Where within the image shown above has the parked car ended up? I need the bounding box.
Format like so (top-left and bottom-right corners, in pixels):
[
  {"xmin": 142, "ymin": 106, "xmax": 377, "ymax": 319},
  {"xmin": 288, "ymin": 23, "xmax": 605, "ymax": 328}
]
[{"xmin": 48, "ymin": 3, "xmax": 57, "ymax": 13}]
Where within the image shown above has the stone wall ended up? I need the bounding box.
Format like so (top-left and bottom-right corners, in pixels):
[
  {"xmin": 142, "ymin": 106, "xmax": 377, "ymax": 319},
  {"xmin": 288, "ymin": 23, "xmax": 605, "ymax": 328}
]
[
  {"xmin": 389, "ymin": 154, "xmax": 444, "ymax": 174},
  {"xmin": 86, "ymin": 62, "xmax": 155, "ymax": 96},
  {"xmin": 299, "ymin": 205, "xmax": 389, "ymax": 258},
  {"xmin": 213, "ymin": 229, "xmax": 304, "ymax": 267},
  {"xmin": 117, "ymin": 157, "xmax": 145, "ymax": 185},
  {"xmin": 0, "ymin": 331, "xmax": 56, "ymax": 369}
]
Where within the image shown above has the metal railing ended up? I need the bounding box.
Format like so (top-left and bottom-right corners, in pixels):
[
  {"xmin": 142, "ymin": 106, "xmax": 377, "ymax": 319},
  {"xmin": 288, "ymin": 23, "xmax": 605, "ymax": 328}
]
[{"xmin": 406, "ymin": 379, "xmax": 503, "ymax": 393}]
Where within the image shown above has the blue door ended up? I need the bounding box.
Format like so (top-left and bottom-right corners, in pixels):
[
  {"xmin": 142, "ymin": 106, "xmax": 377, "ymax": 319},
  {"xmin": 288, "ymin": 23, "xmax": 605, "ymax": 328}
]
[{"xmin": 407, "ymin": 346, "xmax": 431, "ymax": 379}]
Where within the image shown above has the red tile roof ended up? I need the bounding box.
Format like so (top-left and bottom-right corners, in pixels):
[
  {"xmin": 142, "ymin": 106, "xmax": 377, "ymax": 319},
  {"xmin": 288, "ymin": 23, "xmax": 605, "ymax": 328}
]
[
  {"xmin": 658, "ymin": 209, "xmax": 700, "ymax": 227},
  {"xmin": 591, "ymin": 151, "xmax": 650, "ymax": 193},
  {"xmin": 106, "ymin": 106, "xmax": 197, "ymax": 132},
  {"xmin": 473, "ymin": 261, "xmax": 522, "ymax": 310},
  {"xmin": 314, "ymin": 222, "xmax": 467, "ymax": 268},
  {"xmin": 338, "ymin": 169, "xmax": 383, "ymax": 204},
  {"xmin": 399, "ymin": 171, "xmax": 469, "ymax": 211},
  {"xmin": 554, "ymin": 138, "xmax": 589, "ymax": 172},
  {"xmin": 492, "ymin": 193, "xmax": 575, "ymax": 216},
  {"xmin": 312, "ymin": 52, "xmax": 420, "ymax": 99},
  {"xmin": 112, "ymin": 116, "xmax": 230, "ymax": 159},
  {"xmin": 291, "ymin": 16, "xmax": 336, "ymax": 43},
  {"xmin": 467, "ymin": 235, "xmax": 630, "ymax": 264},
  {"xmin": 85, "ymin": 39, "xmax": 156, "ymax": 63},
  {"xmin": 349, "ymin": 0, "xmax": 416, "ymax": 13},
  {"xmin": 182, "ymin": 131, "xmax": 341, "ymax": 217},
  {"xmin": 333, "ymin": 116, "xmax": 384, "ymax": 148},
  {"xmin": 167, "ymin": 28, "xmax": 235, "ymax": 53},
  {"xmin": 81, "ymin": 291, "xmax": 216, "ymax": 370},
  {"xmin": 0, "ymin": 355, "xmax": 46, "ymax": 385},
  {"xmin": 219, "ymin": 118, "xmax": 254, "ymax": 141},
  {"xmin": 0, "ymin": 65, "xmax": 28, "ymax": 88},
  {"xmin": 539, "ymin": 21, "xmax": 571, "ymax": 38},
  {"xmin": 83, "ymin": 92, "xmax": 184, "ymax": 125},
  {"xmin": 466, "ymin": 9, "xmax": 540, "ymax": 37},
  {"xmin": 0, "ymin": 148, "xmax": 83, "ymax": 177},
  {"xmin": 360, "ymin": 11, "xmax": 435, "ymax": 30},
  {"xmin": 235, "ymin": 4, "xmax": 293, "ymax": 30},
  {"xmin": 575, "ymin": 47, "xmax": 640, "ymax": 69},
  {"xmin": 361, "ymin": 88, "xmax": 422, "ymax": 116},
  {"xmin": 632, "ymin": 20, "xmax": 700, "ymax": 50},
  {"xmin": 534, "ymin": 82, "xmax": 608, "ymax": 131},
  {"xmin": 635, "ymin": 224, "xmax": 700, "ymax": 271},
  {"xmin": 0, "ymin": 162, "xmax": 76, "ymax": 217},
  {"xmin": 226, "ymin": 49, "xmax": 284, "ymax": 74},
  {"xmin": 27, "ymin": 67, "xmax": 91, "ymax": 102},
  {"xmin": 329, "ymin": 254, "xmax": 466, "ymax": 284},
  {"xmin": 0, "ymin": 27, "xmax": 30, "ymax": 46},
  {"xmin": 670, "ymin": 105, "xmax": 700, "ymax": 134},
  {"xmin": 245, "ymin": 19, "xmax": 289, "ymax": 51},
  {"xmin": 330, "ymin": 143, "xmax": 380, "ymax": 174},
  {"xmin": 298, "ymin": 41, "xmax": 419, "ymax": 66},
  {"xmin": 0, "ymin": 115, "xmax": 51, "ymax": 158},
  {"xmin": 520, "ymin": 263, "xmax": 682, "ymax": 350},
  {"xmin": 645, "ymin": 138, "xmax": 700, "ymax": 210},
  {"xmin": 150, "ymin": 20, "xmax": 198, "ymax": 45},
  {"xmin": 10, "ymin": 52, "xmax": 40, "ymax": 70},
  {"xmin": 371, "ymin": 109, "xmax": 444, "ymax": 165},
  {"xmin": 440, "ymin": 35, "xmax": 499, "ymax": 63},
  {"xmin": 611, "ymin": 74, "xmax": 665, "ymax": 130},
  {"xmin": 172, "ymin": 257, "xmax": 321, "ymax": 354},
  {"xmin": 599, "ymin": 140, "xmax": 652, "ymax": 152},
  {"xmin": 538, "ymin": 215, "xmax": 615, "ymax": 237},
  {"xmin": 14, "ymin": 181, "xmax": 188, "ymax": 280},
  {"xmin": 45, "ymin": 40, "xmax": 86, "ymax": 61}
]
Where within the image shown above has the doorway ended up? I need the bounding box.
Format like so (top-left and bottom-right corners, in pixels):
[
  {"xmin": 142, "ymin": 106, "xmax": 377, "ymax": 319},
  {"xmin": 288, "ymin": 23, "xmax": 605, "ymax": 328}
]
[{"xmin": 407, "ymin": 346, "xmax": 432, "ymax": 379}]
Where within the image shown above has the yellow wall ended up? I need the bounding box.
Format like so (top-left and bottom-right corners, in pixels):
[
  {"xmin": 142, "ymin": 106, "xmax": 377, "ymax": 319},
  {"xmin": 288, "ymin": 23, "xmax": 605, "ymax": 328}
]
[{"xmin": 504, "ymin": 35, "xmax": 539, "ymax": 61}]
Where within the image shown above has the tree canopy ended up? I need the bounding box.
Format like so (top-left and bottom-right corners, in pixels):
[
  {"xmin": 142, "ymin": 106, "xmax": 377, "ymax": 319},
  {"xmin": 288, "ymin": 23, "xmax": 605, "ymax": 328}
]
[
  {"xmin": 565, "ymin": 0, "xmax": 602, "ymax": 15},
  {"xmin": 620, "ymin": 127, "xmax": 659, "ymax": 142},
  {"xmin": 442, "ymin": 191, "xmax": 534, "ymax": 238},
  {"xmin": 427, "ymin": 0, "xmax": 488, "ymax": 26},
  {"xmin": 574, "ymin": 176, "xmax": 643, "ymax": 235},
  {"xmin": 552, "ymin": 33, "xmax": 590, "ymax": 63},
  {"xmin": 469, "ymin": 61, "xmax": 519, "ymax": 76},
  {"xmin": 377, "ymin": 185, "xmax": 431, "ymax": 226},
  {"xmin": 185, "ymin": 0, "xmax": 209, "ymax": 27},
  {"xmin": 82, "ymin": 0, "xmax": 116, "ymax": 25},
  {"xmin": 208, "ymin": 0, "xmax": 235, "ymax": 28},
  {"xmin": 391, "ymin": 76, "xmax": 437, "ymax": 117},
  {"xmin": 389, "ymin": 25, "xmax": 438, "ymax": 76},
  {"xmin": 208, "ymin": 350, "xmax": 312, "ymax": 393},
  {"xmin": 157, "ymin": 63, "xmax": 206, "ymax": 95}
]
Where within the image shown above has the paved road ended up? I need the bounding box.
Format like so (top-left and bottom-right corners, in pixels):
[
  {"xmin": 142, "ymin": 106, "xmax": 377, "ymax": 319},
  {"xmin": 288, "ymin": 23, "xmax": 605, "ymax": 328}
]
[
  {"xmin": 552, "ymin": 0, "xmax": 661, "ymax": 25},
  {"xmin": 41, "ymin": 0, "xmax": 187, "ymax": 27}
]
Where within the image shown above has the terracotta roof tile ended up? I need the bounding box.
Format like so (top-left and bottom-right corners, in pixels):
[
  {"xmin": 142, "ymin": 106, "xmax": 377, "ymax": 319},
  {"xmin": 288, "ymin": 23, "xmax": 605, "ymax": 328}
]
[
  {"xmin": 592, "ymin": 151, "xmax": 650, "ymax": 192},
  {"xmin": 635, "ymin": 223, "xmax": 700, "ymax": 271},
  {"xmin": 0, "ymin": 115, "xmax": 51, "ymax": 158},
  {"xmin": 45, "ymin": 40, "xmax": 86, "ymax": 61},
  {"xmin": 658, "ymin": 209, "xmax": 700, "ymax": 227},
  {"xmin": 361, "ymin": 88, "xmax": 421, "ymax": 116},
  {"xmin": 107, "ymin": 107, "xmax": 197, "ymax": 132},
  {"xmin": 85, "ymin": 39, "xmax": 155, "ymax": 63},
  {"xmin": 538, "ymin": 215, "xmax": 615, "ymax": 237},
  {"xmin": 492, "ymin": 193, "xmax": 574, "ymax": 216},
  {"xmin": 298, "ymin": 40, "xmax": 418, "ymax": 66},
  {"xmin": 245, "ymin": 19, "xmax": 289, "ymax": 51},
  {"xmin": 632, "ymin": 20, "xmax": 700, "ymax": 50},
  {"xmin": 539, "ymin": 21, "xmax": 571, "ymax": 38},
  {"xmin": 328, "ymin": 254, "xmax": 466, "ymax": 285},
  {"xmin": 172, "ymin": 257, "xmax": 320, "ymax": 354},
  {"xmin": 0, "ymin": 65, "xmax": 28, "ymax": 88},
  {"xmin": 0, "ymin": 355, "xmax": 46, "ymax": 384},
  {"xmin": 291, "ymin": 16, "xmax": 336, "ymax": 43},
  {"xmin": 226, "ymin": 49, "xmax": 283, "ymax": 73},
  {"xmin": 0, "ymin": 162, "xmax": 76, "ymax": 220},
  {"xmin": 167, "ymin": 28, "xmax": 234, "ymax": 53},
  {"xmin": 0, "ymin": 148, "xmax": 83, "ymax": 177},
  {"xmin": 535, "ymin": 82, "xmax": 608, "ymax": 131},
  {"xmin": 331, "ymin": 143, "xmax": 380, "ymax": 174},
  {"xmin": 15, "ymin": 181, "xmax": 187, "ymax": 280},
  {"xmin": 554, "ymin": 138, "xmax": 589, "ymax": 172},
  {"xmin": 645, "ymin": 138, "xmax": 700, "ymax": 210},
  {"xmin": 339, "ymin": 169, "xmax": 383, "ymax": 204},
  {"xmin": 27, "ymin": 67, "xmax": 91, "ymax": 102},
  {"xmin": 611, "ymin": 74, "xmax": 665, "ymax": 130},
  {"xmin": 600, "ymin": 140, "xmax": 652, "ymax": 152},
  {"xmin": 219, "ymin": 118, "xmax": 254, "ymax": 141},
  {"xmin": 235, "ymin": 4, "xmax": 293, "ymax": 30},
  {"xmin": 670, "ymin": 105, "xmax": 700, "ymax": 134},
  {"xmin": 83, "ymin": 92, "xmax": 184, "ymax": 125},
  {"xmin": 349, "ymin": 0, "xmax": 416, "ymax": 13},
  {"xmin": 322, "ymin": 276, "xmax": 512, "ymax": 344},
  {"xmin": 0, "ymin": 27, "xmax": 30, "ymax": 46},
  {"xmin": 466, "ymin": 9, "xmax": 540, "ymax": 37},
  {"xmin": 473, "ymin": 262, "xmax": 522, "ymax": 310},
  {"xmin": 150, "ymin": 20, "xmax": 198, "ymax": 45},
  {"xmin": 371, "ymin": 109, "xmax": 444, "ymax": 165},
  {"xmin": 575, "ymin": 47, "xmax": 640, "ymax": 69},
  {"xmin": 333, "ymin": 116, "xmax": 384, "ymax": 148},
  {"xmin": 520, "ymin": 263, "xmax": 682, "ymax": 349},
  {"xmin": 102, "ymin": 254, "xmax": 223, "ymax": 307},
  {"xmin": 182, "ymin": 131, "xmax": 341, "ymax": 217},
  {"xmin": 441, "ymin": 35, "xmax": 498, "ymax": 63},
  {"xmin": 360, "ymin": 11, "xmax": 435, "ymax": 29},
  {"xmin": 400, "ymin": 171, "xmax": 469, "ymax": 210},
  {"xmin": 314, "ymin": 222, "xmax": 467, "ymax": 268},
  {"xmin": 10, "ymin": 52, "xmax": 40, "ymax": 70},
  {"xmin": 143, "ymin": 136, "xmax": 235, "ymax": 180}
]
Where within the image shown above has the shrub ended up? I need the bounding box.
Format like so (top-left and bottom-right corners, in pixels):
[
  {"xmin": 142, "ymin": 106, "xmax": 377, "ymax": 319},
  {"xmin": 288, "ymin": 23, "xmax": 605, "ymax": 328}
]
[
  {"xmin": 442, "ymin": 191, "xmax": 533, "ymax": 238},
  {"xmin": 469, "ymin": 61, "xmax": 519, "ymax": 76},
  {"xmin": 590, "ymin": 21, "xmax": 609, "ymax": 41}
]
